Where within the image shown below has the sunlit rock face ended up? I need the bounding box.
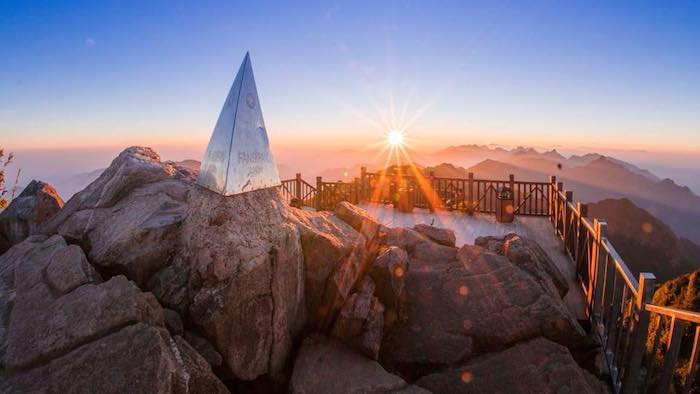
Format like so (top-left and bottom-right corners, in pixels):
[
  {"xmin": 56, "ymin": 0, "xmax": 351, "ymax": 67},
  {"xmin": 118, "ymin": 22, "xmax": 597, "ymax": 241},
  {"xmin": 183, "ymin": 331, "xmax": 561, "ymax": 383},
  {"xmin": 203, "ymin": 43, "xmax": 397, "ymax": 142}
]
[
  {"xmin": 0, "ymin": 146, "xmax": 607, "ymax": 392},
  {"xmin": 289, "ymin": 203, "xmax": 382, "ymax": 334},
  {"xmin": 475, "ymin": 233, "xmax": 569, "ymax": 299},
  {"xmin": 414, "ymin": 337, "xmax": 603, "ymax": 394},
  {"xmin": 324, "ymin": 205, "xmax": 602, "ymax": 393},
  {"xmin": 0, "ymin": 180, "xmax": 64, "ymax": 253},
  {"xmin": 379, "ymin": 242, "xmax": 586, "ymax": 377},
  {"xmin": 0, "ymin": 235, "xmax": 227, "ymax": 393},
  {"xmin": 289, "ymin": 336, "xmax": 428, "ymax": 394},
  {"xmin": 37, "ymin": 146, "xmax": 306, "ymax": 383},
  {"xmin": 12, "ymin": 146, "xmax": 377, "ymax": 388}
]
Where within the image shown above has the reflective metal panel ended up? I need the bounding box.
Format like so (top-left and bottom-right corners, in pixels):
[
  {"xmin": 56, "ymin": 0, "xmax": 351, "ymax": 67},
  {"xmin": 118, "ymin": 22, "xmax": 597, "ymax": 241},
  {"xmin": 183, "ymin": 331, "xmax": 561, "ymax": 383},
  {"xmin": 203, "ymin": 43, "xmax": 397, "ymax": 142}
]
[{"xmin": 197, "ymin": 53, "xmax": 281, "ymax": 195}]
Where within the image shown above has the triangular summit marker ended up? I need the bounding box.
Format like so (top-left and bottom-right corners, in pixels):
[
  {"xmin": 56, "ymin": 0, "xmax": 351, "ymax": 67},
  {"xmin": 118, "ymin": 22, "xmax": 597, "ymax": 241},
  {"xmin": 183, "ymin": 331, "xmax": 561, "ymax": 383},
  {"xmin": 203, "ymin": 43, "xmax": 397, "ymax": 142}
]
[{"xmin": 197, "ymin": 52, "xmax": 281, "ymax": 195}]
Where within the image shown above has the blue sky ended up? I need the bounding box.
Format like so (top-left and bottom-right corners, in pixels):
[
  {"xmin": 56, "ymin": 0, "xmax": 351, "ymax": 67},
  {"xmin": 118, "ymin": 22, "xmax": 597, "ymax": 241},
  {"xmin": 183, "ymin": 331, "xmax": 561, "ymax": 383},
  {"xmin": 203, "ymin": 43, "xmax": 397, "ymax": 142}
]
[{"xmin": 1, "ymin": 1, "xmax": 699, "ymax": 151}]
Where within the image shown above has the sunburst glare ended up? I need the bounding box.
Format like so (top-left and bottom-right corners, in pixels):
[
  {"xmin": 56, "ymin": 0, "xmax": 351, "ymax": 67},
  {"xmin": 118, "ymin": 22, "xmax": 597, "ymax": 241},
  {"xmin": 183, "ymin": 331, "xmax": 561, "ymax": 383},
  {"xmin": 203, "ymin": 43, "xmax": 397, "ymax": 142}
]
[{"xmin": 387, "ymin": 130, "xmax": 405, "ymax": 147}]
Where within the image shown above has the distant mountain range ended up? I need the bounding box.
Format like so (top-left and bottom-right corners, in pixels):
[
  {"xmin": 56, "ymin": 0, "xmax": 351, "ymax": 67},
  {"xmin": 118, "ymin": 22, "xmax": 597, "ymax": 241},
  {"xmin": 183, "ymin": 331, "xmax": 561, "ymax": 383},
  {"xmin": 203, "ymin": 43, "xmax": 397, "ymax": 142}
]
[
  {"xmin": 587, "ymin": 199, "xmax": 700, "ymax": 281},
  {"xmin": 434, "ymin": 144, "xmax": 660, "ymax": 182},
  {"xmin": 424, "ymin": 145, "xmax": 700, "ymax": 245},
  {"xmin": 45, "ymin": 168, "xmax": 105, "ymax": 199},
  {"xmin": 40, "ymin": 144, "xmax": 700, "ymax": 247}
]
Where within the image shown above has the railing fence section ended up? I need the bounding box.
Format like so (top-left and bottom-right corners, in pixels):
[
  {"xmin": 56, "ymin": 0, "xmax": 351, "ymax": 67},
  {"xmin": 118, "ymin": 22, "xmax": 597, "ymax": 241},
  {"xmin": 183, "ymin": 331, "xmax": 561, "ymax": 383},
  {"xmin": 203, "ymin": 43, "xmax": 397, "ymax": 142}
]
[
  {"xmin": 279, "ymin": 170, "xmax": 700, "ymax": 393},
  {"xmin": 549, "ymin": 176, "xmax": 700, "ymax": 394},
  {"xmin": 282, "ymin": 167, "xmax": 551, "ymax": 216},
  {"xmin": 280, "ymin": 173, "xmax": 317, "ymax": 209}
]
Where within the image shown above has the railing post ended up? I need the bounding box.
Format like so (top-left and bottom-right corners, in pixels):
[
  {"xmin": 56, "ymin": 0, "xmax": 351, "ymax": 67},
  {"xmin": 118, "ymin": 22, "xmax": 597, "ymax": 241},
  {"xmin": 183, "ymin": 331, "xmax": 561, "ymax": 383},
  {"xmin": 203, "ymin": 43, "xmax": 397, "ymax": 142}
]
[
  {"xmin": 509, "ymin": 174, "xmax": 515, "ymax": 214},
  {"xmin": 548, "ymin": 176, "xmax": 556, "ymax": 222},
  {"xmin": 295, "ymin": 173, "xmax": 302, "ymax": 202},
  {"xmin": 590, "ymin": 219, "xmax": 607, "ymax": 319},
  {"xmin": 658, "ymin": 317, "xmax": 686, "ymax": 394},
  {"xmin": 316, "ymin": 176, "xmax": 323, "ymax": 210},
  {"xmin": 563, "ymin": 190, "xmax": 573, "ymax": 250},
  {"xmin": 428, "ymin": 170, "xmax": 436, "ymax": 213},
  {"xmin": 360, "ymin": 166, "xmax": 367, "ymax": 201},
  {"xmin": 555, "ymin": 182, "xmax": 563, "ymax": 236},
  {"xmin": 684, "ymin": 326, "xmax": 700, "ymax": 393},
  {"xmin": 468, "ymin": 172, "xmax": 474, "ymax": 215},
  {"xmin": 575, "ymin": 202, "xmax": 588, "ymax": 273},
  {"xmin": 621, "ymin": 272, "xmax": 656, "ymax": 394},
  {"xmin": 353, "ymin": 177, "xmax": 359, "ymax": 204}
]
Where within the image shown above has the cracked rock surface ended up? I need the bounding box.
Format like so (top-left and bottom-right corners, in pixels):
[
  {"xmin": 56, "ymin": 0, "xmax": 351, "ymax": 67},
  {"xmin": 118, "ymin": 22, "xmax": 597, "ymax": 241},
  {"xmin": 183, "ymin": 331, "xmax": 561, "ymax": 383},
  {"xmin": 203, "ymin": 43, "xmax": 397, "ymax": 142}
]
[{"xmin": 0, "ymin": 147, "xmax": 607, "ymax": 393}]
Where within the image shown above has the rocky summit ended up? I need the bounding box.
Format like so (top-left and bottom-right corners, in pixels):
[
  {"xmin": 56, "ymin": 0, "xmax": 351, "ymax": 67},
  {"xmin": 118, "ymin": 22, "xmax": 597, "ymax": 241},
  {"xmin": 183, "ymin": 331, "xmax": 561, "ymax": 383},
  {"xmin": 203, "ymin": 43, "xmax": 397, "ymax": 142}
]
[{"xmin": 0, "ymin": 147, "xmax": 609, "ymax": 393}]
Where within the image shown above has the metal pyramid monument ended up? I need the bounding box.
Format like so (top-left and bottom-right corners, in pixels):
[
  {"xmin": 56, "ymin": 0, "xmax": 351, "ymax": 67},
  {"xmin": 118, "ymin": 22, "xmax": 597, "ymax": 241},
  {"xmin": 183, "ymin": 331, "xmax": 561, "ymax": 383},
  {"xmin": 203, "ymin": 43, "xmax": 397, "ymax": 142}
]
[{"xmin": 197, "ymin": 53, "xmax": 281, "ymax": 195}]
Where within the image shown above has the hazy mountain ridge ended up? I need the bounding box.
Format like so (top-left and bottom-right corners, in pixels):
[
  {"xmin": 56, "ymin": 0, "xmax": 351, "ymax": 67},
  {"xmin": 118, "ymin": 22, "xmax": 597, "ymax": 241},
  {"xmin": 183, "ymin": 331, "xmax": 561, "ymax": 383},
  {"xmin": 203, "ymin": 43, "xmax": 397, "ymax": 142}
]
[
  {"xmin": 587, "ymin": 198, "xmax": 700, "ymax": 281},
  {"xmin": 436, "ymin": 144, "xmax": 660, "ymax": 182},
  {"xmin": 44, "ymin": 145, "xmax": 700, "ymax": 244},
  {"xmin": 426, "ymin": 155, "xmax": 700, "ymax": 244}
]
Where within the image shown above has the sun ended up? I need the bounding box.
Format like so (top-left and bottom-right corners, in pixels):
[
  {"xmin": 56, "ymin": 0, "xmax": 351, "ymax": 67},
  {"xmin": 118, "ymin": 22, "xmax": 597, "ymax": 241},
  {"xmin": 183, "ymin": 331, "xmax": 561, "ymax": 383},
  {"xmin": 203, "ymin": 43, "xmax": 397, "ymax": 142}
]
[{"xmin": 387, "ymin": 130, "xmax": 405, "ymax": 147}]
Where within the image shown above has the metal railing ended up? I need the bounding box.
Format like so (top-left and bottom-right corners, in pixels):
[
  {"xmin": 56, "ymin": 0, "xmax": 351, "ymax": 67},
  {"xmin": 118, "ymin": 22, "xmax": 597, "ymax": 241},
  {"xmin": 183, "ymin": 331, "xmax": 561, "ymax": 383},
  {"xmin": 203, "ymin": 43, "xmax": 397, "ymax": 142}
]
[
  {"xmin": 549, "ymin": 175, "xmax": 700, "ymax": 393},
  {"xmin": 280, "ymin": 173, "xmax": 317, "ymax": 208},
  {"xmin": 281, "ymin": 167, "xmax": 550, "ymax": 216},
  {"xmin": 280, "ymin": 170, "xmax": 700, "ymax": 393}
]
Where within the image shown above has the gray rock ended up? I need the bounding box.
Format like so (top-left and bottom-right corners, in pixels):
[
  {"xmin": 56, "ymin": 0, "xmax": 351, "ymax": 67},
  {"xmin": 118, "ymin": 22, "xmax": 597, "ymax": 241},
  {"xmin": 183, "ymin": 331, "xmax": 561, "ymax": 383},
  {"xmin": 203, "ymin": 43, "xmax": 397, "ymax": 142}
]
[
  {"xmin": 149, "ymin": 261, "xmax": 191, "ymax": 316},
  {"xmin": 474, "ymin": 233, "xmax": 569, "ymax": 298},
  {"xmin": 381, "ymin": 244, "xmax": 585, "ymax": 375},
  {"xmin": 334, "ymin": 201, "xmax": 382, "ymax": 240},
  {"xmin": 413, "ymin": 224, "xmax": 456, "ymax": 247},
  {"xmin": 370, "ymin": 246, "xmax": 408, "ymax": 329},
  {"xmin": 291, "ymin": 208, "xmax": 376, "ymax": 332},
  {"xmin": 0, "ymin": 180, "xmax": 64, "ymax": 253},
  {"xmin": 382, "ymin": 226, "xmax": 430, "ymax": 253},
  {"xmin": 332, "ymin": 276, "xmax": 384, "ymax": 359},
  {"xmin": 290, "ymin": 336, "xmax": 412, "ymax": 394},
  {"xmin": 0, "ymin": 234, "xmax": 57, "ymax": 361},
  {"xmin": 40, "ymin": 147, "xmax": 187, "ymax": 287},
  {"xmin": 45, "ymin": 244, "xmax": 101, "ymax": 294},
  {"xmin": 185, "ymin": 330, "xmax": 223, "ymax": 368},
  {"xmin": 0, "ymin": 234, "xmax": 228, "ymax": 393},
  {"xmin": 164, "ymin": 308, "xmax": 184, "ymax": 336},
  {"xmin": 2, "ymin": 323, "xmax": 229, "ymax": 394},
  {"xmin": 39, "ymin": 147, "xmax": 307, "ymax": 381},
  {"xmin": 4, "ymin": 274, "xmax": 164, "ymax": 369},
  {"xmin": 184, "ymin": 186, "xmax": 306, "ymax": 380},
  {"xmin": 414, "ymin": 337, "xmax": 602, "ymax": 394},
  {"xmin": 174, "ymin": 335, "xmax": 231, "ymax": 393}
]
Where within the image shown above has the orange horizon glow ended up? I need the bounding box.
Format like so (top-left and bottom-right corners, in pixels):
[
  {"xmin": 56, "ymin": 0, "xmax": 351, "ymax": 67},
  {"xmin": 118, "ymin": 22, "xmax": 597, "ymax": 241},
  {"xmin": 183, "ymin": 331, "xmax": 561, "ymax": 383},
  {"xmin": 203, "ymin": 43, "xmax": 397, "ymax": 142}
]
[{"xmin": 9, "ymin": 134, "xmax": 700, "ymax": 156}]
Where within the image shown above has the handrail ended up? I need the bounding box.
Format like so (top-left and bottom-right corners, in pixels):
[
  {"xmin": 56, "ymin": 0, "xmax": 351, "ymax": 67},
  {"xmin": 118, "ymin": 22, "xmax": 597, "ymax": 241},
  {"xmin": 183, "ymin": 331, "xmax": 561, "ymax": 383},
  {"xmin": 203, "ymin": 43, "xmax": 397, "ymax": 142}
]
[
  {"xmin": 546, "ymin": 174, "xmax": 700, "ymax": 394},
  {"xmin": 581, "ymin": 216, "xmax": 596, "ymax": 235},
  {"xmin": 646, "ymin": 304, "xmax": 700, "ymax": 324},
  {"xmin": 601, "ymin": 238, "xmax": 640, "ymax": 298}
]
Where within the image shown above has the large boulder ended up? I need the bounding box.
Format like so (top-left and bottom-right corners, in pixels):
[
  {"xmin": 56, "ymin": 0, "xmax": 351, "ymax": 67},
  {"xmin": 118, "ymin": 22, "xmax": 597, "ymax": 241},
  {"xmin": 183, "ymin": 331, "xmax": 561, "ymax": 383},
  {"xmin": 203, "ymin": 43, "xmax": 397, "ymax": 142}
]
[
  {"xmin": 383, "ymin": 226, "xmax": 431, "ymax": 253},
  {"xmin": 380, "ymin": 243, "xmax": 585, "ymax": 376},
  {"xmin": 413, "ymin": 224, "xmax": 456, "ymax": 247},
  {"xmin": 331, "ymin": 276, "xmax": 384, "ymax": 359},
  {"xmin": 289, "ymin": 336, "xmax": 428, "ymax": 394},
  {"xmin": 0, "ymin": 235, "xmax": 227, "ymax": 393},
  {"xmin": 41, "ymin": 147, "xmax": 188, "ymax": 287},
  {"xmin": 370, "ymin": 246, "xmax": 409, "ymax": 329},
  {"xmin": 40, "ymin": 146, "xmax": 308, "ymax": 382},
  {"xmin": 3, "ymin": 323, "xmax": 228, "ymax": 394},
  {"xmin": 290, "ymin": 208, "xmax": 377, "ymax": 331},
  {"xmin": 414, "ymin": 337, "xmax": 603, "ymax": 394},
  {"xmin": 334, "ymin": 201, "xmax": 383, "ymax": 240},
  {"xmin": 180, "ymin": 185, "xmax": 305, "ymax": 381},
  {"xmin": 474, "ymin": 233, "xmax": 569, "ymax": 298},
  {"xmin": 0, "ymin": 180, "xmax": 63, "ymax": 253}
]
